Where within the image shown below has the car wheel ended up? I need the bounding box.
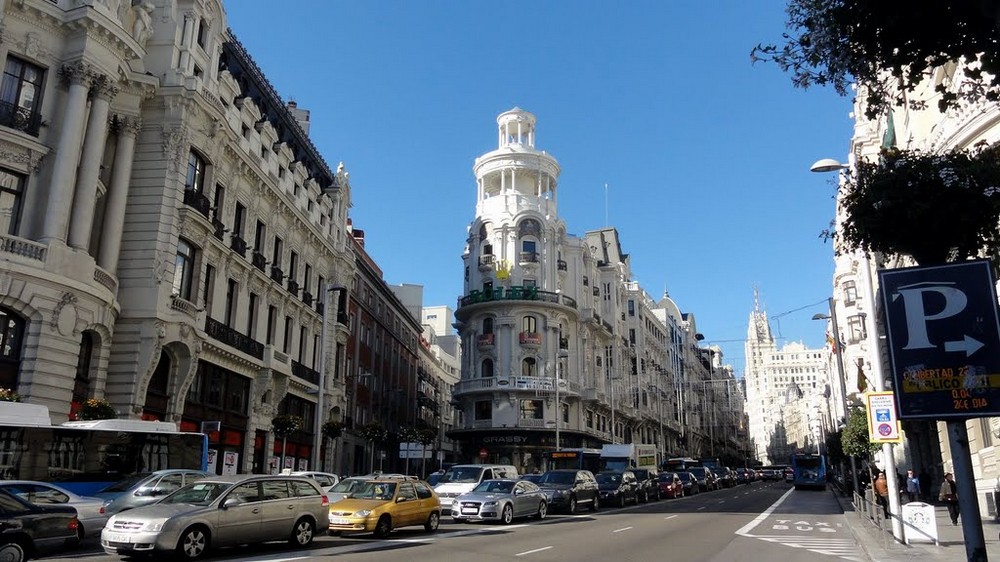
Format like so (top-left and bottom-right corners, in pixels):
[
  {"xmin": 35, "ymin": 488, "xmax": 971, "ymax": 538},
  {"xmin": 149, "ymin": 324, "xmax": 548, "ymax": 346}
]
[
  {"xmin": 536, "ymin": 501, "xmax": 547, "ymax": 520},
  {"xmin": 568, "ymin": 495, "xmax": 577, "ymax": 513},
  {"xmin": 176, "ymin": 526, "xmax": 209, "ymax": 560},
  {"xmin": 425, "ymin": 511, "xmax": 440, "ymax": 532},
  {"xmin": 618, "ymin": 495, "xmax": 625, "ymax": 508},
  {"xmin": 373, "ymin": 515, "xmax": 392, "ymax": 539},
  {"xmin": 590, "ymin": 495, "xmax": 599, "ymax": 512},
  {"xmin": 0, "ymin": 540, "xmax": 26, "ymax": 562},
  {"xmin": 500, "ymin": 503, "xmax": 514, "ymax": 525},
  {"xmin": 289, "ymin": 517, "xmax": 315, "ymax": 546}
]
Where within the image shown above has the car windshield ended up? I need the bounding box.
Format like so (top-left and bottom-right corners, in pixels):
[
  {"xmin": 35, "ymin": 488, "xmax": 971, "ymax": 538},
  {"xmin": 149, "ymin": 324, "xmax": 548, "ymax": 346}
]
[
  {"xmin": 438, "ymin": 466, "xmax": 483, "ymax": 484},
  {"xmin": 161, "ymin": 482, "xmax": 231, "ymax": 506},
  {"xmin": 690, "ymin": 468, "xmax": 707, "ymax": 477},
  {"xmin": 330, "ymin": 478, "xmax": 367, "ymax": 494},
  {"xmin": 678, "ymin": 473, "xmax": 693, "ymax": 482},
  {"xmin": 473, "ymin": 480, "xmax": 514, "ymax": 494},
  {"xmin": 537, "ymin": 471, "xmax": 575, "ymax": 485},
  {"xmin": 351, "ymin": 482, "xmax": 397, "ymax": 500},
  {"xmin": 595, "ymin": 473, "xmax": 621, "ymax": 485},
  {"xmin": 520, "ymin": 474, "xmax": 543, "ymax": 484},
  {"xmin": 657, "ymin": 473, "xmax": 675, "ymax": 482},
  {"xmin": 99, "ymin": 473, "xmax": 152, "ymax": 493}
]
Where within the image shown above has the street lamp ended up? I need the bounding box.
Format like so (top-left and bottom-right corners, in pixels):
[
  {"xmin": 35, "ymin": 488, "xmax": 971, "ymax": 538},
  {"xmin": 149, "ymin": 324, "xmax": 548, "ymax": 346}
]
[{"xmin": 311, "ymin": 283, "xmax": 346, "ymax": 471}]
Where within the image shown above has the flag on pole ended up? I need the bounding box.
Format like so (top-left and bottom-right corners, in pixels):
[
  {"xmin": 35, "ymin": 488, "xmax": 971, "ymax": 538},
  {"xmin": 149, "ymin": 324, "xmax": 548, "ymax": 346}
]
[{"xmin": 857, "ymin": 359, "xmax": 867, "ymax": 393}]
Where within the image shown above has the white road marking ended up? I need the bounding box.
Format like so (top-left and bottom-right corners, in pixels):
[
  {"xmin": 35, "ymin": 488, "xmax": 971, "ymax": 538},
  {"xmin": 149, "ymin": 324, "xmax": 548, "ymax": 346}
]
[
  {"xmin": 664, "ymin": 515, "xmax": 678, "ymax": 520},
  {"xmin": 612, "ymin": 526, "xmax": 633, "ymax": 533},
  {"xmin": 735, "ymin": 487, "xmax": 794, "ymax": 536},
  {"xmin": 516, "ymin": 546, "xmax": 553, "ymax": 556},
  {"xmin": 697, "ymin": 506, "xmax": 706, "ymax": 510}
]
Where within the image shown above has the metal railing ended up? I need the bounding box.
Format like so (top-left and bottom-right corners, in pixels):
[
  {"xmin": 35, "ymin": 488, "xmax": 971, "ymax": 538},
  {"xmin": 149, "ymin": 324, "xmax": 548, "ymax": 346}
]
[{"xmin": 0, "ymin": 101, "xmax": 41, "ymax": 136}]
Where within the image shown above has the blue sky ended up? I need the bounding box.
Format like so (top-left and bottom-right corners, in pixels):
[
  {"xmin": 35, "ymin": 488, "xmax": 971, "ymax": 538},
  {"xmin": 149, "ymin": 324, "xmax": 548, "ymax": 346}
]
[{"xmin": 225, "ymin": 1, "xmax": 854, "ymax": 375}]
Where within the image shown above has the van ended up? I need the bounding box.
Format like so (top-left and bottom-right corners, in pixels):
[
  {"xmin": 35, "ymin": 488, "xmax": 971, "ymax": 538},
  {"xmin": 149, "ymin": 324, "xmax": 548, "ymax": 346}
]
[{"xmin": 432, "ymin": 464, "xmax": 518, "ymax": 514}]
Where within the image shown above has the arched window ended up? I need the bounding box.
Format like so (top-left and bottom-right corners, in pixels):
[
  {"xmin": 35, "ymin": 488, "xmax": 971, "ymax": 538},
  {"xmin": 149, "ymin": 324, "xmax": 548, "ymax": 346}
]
[
  {"xmin": 0, "ymin": 307, "xmax": 25, "ymax": 390},
  {"xmin": 522, "ymin": 357, "xmax": 537, "ymax": 377},
  {"xmin": 71, "ymin": 332, "xmax": 95, "ymax": 417},
  {"xmin": 481, "ymin": 358, "xmax": 494, "ymax": 378},
  {"xmin": 482, "ymin": 317, "xmax": 494, "ymax": 335},
  {"xmin": 522, "ymin": 315, "xmax": 537, "ymax": 334}
]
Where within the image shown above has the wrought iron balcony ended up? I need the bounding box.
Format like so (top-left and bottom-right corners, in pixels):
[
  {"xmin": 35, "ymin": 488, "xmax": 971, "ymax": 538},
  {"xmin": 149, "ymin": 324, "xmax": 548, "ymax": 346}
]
[
  {"xmin": 212, "ymin": 218, "xmax": 226, "ymax": 241},
  {"xmin": 301, "ymin": 291, "xmax": 313, "ymax": 306},
  {"xmin": 251, "ymin": 251, "xmax": 266, "ymax": 271},
  {"xmin": 205, "ymin": 317, "xmax": 263, "ymax": 359},
  {"xmin": 476, "ymin": 333, "xmax": 495, "ymax": 349},
  {"xmin": 291, "ymin": 360, "xmax": 319, "ymax": 385},
  {"xmin": 459, "ymin": 286, "xmax": 576, "ymax": 309},
  {"xmin": 519, "ymin": 251, "xmax": 539, "ymax": 263},
  {"xmin": 270, "ymin": 265, "xmax": 284, "ymax": 283},
  {"xmin": 0, "ymin": 101, "xmax": 41, "ymax": 136},
  {"xmin": 287, "ymin": 279, "xmax": 299, "ymax": 295},
  {"xmin": 230, "ymin": 235, "xmax": 247, "ymax": 257},
  {"xmin": 182, "ymin": 189, "xmax": 211, "ymax": 219},
  {"xmin": 315, "ymin": 301, "xmax": 325, "ymax": 316}
]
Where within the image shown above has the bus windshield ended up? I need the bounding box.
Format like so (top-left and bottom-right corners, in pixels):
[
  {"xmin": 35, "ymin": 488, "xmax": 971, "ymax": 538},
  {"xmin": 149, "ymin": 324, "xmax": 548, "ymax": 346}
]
[{"xmin": 791, "ymin": 454, "xmax": 827, "ymax": 490}]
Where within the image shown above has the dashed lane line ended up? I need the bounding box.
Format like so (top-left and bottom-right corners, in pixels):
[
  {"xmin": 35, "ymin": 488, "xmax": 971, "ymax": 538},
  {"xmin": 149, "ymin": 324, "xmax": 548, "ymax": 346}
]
[
  {"xmin": 516, "ymin": 546, "xmax": 553, "ymax": 556},
  {"xmin": 612, "ymin": 526, "xmax": 633, "ymax": 533}
]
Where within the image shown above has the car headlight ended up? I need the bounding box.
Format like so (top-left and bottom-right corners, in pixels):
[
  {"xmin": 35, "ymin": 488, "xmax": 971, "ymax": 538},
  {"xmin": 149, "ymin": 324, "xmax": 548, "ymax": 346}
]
[
  {"xmin": 142, "ymin": 519, "xmax": 168, "ymax": 532},
  {"xmin": 483, "ymin": 501, "xmax": 498, "ymax": 506},
  {"xmin": 354, "ymin": 509, "xmax": 372, "ymax": 517}
]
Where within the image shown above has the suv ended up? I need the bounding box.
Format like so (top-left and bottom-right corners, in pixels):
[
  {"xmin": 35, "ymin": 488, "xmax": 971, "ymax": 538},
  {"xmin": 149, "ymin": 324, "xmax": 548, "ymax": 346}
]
[
  {"xmin": 101, "ymin": 474, "xmax": 329, "ymax": 559},
  {"xmin": 689, "ymin": 467, "xmax": 716, "ymax": 492},
  {"xmin": 96, "ymin": 469, "xmax": 209, "ymax": 515},
  {"xmin": 534, "ymin": 469, "xmax": 600, "ymax": 513},
  {"xmin": 595, "ymin": 471, "xmax": 639, "ymax": 507},
  {"xmin": 630, "ymin": 469, "xmax": 660, "ymax": 502},
  {"xmin": 0, "ymin": 488, "xmax": 79, "ymax": 561}
]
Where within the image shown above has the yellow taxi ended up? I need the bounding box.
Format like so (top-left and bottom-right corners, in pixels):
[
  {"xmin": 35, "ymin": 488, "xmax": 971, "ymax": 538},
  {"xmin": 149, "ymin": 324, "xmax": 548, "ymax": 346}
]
[{"xmin": 327, "ymin": 478, "xmax": 441, "ymax": 538}]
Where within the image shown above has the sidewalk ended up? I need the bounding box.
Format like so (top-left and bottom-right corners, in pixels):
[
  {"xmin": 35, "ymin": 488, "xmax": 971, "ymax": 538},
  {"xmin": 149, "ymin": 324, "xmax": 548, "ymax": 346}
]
[{"xmin": 835, "ymin": 490, "xmax": 1000, "ymax": 561}]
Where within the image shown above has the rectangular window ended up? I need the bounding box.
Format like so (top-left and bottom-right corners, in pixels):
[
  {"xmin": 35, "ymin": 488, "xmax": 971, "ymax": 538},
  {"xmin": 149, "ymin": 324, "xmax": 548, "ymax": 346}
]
[
  {"xmin": 628, "ymin": 300, "xmax": 636, "ymax": 316},
  {"xmin": 172, "ymin": 239, "xmax": 196, "ymax": 301},
  {"xmin": 303, "ymin": 264, "xmax": 312, "ymax": 294},
  {"xmin": 254, "ymin": 220, "xmax": 266, "ymax": 250},
  {"xmin": 288, "ymin": 251, "xmax": 298, "ymax": 281},
  {"xmin": 298, "ymin": 326, "xmax": 307, "ymax": 362},
  {"xmin": 212, "ymin": 185, "xmax": 225, "ymax": 221},
  {"xmin": 474, "ymin": 400, "xmax": 492, "ymax": 421},
  {"xmin": 0, "ymin": 56, "xmax": 44, "ymax": 135},
  {"xmin": 186, "ymin": 152, "xmax": 206, "ymax": 192},
  {"xmin": 266, "ymin": 305, "xmax": 277, "ymax": 345},
  {"xmin": 847, "ymin": 314, "xmax": 867, "ymax": 344},
  {"xmin": 224, "ymin": 279, "xmax": 237, "ymax": 327},
  {"xmin": 283, "ymin": 315, "xmax": 293, "ymax": 353},
  {"xmin": 272, "ymin": 236, "xmax": 283, "ymax": 268},
  {"xmin": 247, "ymin": 293, "xmax": 258, "ymax": 337},
  {"xmin": 0, "ymin": 168, "xmax": 25, "ymax": 235},
  {"xmin": 519, "ymin": 399, "xmax": 543, "ymax": 420},
  {"xmin": 843, "ymin": 280, "xmax": 858, "ymax": 306},
  {"xmin": 196, "ymin": 18, "xmax": 207, "ymax": 47},
  {"xmin": 203, "ymin": 264, "xmax": 216, "ymax": 315},
  {"xmin": 233, "ymin": 202, "xmax": 246, "ymax": 238}
]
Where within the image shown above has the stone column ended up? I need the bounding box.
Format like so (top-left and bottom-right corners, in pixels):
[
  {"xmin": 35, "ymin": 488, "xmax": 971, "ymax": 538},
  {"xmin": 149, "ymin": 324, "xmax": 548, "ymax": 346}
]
[
  {"xmin": 68, "ymin": 76, "xmax": 118, "ymax": 251},
  {"xmin": 98, "ymin": 116, "xmax": 142, "ymax": 273},
  {"xmin": 41, "ymin": 63, "xmax": 93, "ymax": 244}
]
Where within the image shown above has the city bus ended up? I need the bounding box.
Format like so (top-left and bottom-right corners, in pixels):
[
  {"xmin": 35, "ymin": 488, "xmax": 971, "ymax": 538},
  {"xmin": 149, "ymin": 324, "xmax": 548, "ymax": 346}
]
[
  {"xmin": 544, "ymin": 448, "xmax": 602, "ymax": 473},
  {"xmin": 662, "ymin": 457, "xmax": 700, "ymax": 472},
  {"xmin": 790, "ymin": 453, "xmax": 827, "ymax": 490},
  {"xmin": 0, "ymin": 402, "xmax": 208, "ymax": 495}
]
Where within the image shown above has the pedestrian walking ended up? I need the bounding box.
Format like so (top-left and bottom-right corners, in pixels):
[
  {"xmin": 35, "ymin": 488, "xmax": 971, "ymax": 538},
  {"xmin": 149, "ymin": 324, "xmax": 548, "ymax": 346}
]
[
  {"xmin": 905, "ymin": 469, "xmax": 922, "ymax": 503},
  {"xmin": 938, "ymin": 472, "xmax": 960, "ymax": 525},
  {"xmin": 874, "ymin": 472, "xmax": 890, "ymax": 519}
]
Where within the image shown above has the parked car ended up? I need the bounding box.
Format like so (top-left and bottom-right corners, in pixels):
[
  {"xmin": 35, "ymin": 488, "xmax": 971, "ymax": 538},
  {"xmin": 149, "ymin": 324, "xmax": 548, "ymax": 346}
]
[
  {"xmin": 677, "ymin": 472, "xmax": 698, "ymax": 496},
  {"xmin": 433, "ymin": 464, "xmax": 518, "ymax": 515},
  {"xmin": 101, "ymin": 474, "xmax": 328, "ymax": 560},
  {"xmin": 0, "ymin": 480, "xmax": 107, "ymax": 539},
  {"xmin": 689, "ymin": 467, "xmax": 716, "ymax": 493},
  {"xmin": 96, "ymin": 469, "xmax": 209, "ymax": 515},
  {"xmin": 630, "ymin": 469, "xmax": 660, "ymax": 502},
  {"xmin": 518, "ymin": 473, "xmax": 544, "ymax": 485},
  {"xmin": 716, "ymin": 468, "xmax": 735, "ymax": 488},
  {"xmin": 451, "ymin": 479, "xmax": 547, "ymax": 524},
  {"xmin": 327, "ymin": 478, "xmax": 440, "ymax": 538},
  {"xmin": 784, "ymin": 467, "xmax": 795, "ymax": 483},
  {"xmin": 533, "ymin": 469, "xmax": 599, "ymax": 513},
  {"xmin": 326, "ymin": 473, "xmax": 413, "ymax": 504},
  {"xmin": 290, "ymin": 471, "xmax": 339, "ymax": 493},
  {"xmin": 657, "ymin": 472, "xmax": 684, "ymax": 499},
  {"xmin": 595, "ymin": 471, "xmax": 638, "ymax": 508},
  {"xmin": 0, "ymin": 488, "xmax": 79, "ymax": 562}
]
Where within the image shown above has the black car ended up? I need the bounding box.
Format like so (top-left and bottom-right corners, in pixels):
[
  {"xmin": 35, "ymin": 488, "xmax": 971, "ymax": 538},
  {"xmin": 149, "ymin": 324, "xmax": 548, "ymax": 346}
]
[
  {"xmin": 689, "ymin": 467, "xmax": 716, "ymax": 492},
  {"xmin": 534, "ymin": 469, "xmax": 600, "ymax": 513},
  {"xmin": 595, "ymin": 471, "xmax": 639, "ymax": 508},
  {"xmin": 0, "ymin": 488, "xmax": 79, "ymax": 562},
  {"xmin": 629, "ymin": 469, "xmax": 660, "ymax": 502},
  {"xmin": 677, "ymin": 471, "xmax": 698, "ymax": 496}
]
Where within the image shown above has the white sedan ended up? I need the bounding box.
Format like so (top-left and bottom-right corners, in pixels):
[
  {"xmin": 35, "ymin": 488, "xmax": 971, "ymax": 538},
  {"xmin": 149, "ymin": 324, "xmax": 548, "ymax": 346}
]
[{"xmin": 0, "ymin": 480, "xmax": 108, "ymax": 538}]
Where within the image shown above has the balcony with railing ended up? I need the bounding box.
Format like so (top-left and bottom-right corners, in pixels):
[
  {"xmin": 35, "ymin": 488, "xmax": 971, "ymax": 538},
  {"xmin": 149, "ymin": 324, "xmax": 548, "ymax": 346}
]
[
  {"xmin": 205, "ymin": 317, "xmax": 263, "ymax": 359},
  {"xmin": 269, "ymin": 265, "xmax": 284, "ymax": 284},
  {"xmin": 519, "ymin": 251, "xmax": 539, "ymax": 264},
  {"xmin": 251, "ymin": 251, "xmax": 266, "ymax": 271},
  {"xmin": 476, "ymin": 333, "xmax": 495, "ymax": 350},
  {"xmin": 0, "ymin": 101, "xmax": 41, "ymax": 136},
  {"xmin": 229, "ymin": 235, "xmax": 247, "ymax": 257},
  {"xmin": 291, "ymin": 360, "xmax": 320, "ymax": 385},
  {"xmin": 458, "ymin": 286, "xmax": 576, "ymax": 310},
  {"xmin": 519, "ymin": 331, "xmax": 541, "ymax": 348},
  {"xmin": 182, "ymin": 189, "xmax": 211, "ymax": 219},
  {"xmin": 211, "ymin": 218, "xmax": 226, "ymax": 241},
  {"xmin": 287, "ymin": 279, "xmax": 299, "ymax": 296},
  {"xmin": 478, "ymin": 254, "xmax": 495, "ymax": 271},
  {"xmin": 452, "ymin": 377, "xmax": 498, "ymax": 396},
  {"xmin": 0, "ymin": 234, "xmax": 46, "ymax": 264},
  {"xmin": 301, "ymin": 291, "xmax": 313, "ymax": 306}
]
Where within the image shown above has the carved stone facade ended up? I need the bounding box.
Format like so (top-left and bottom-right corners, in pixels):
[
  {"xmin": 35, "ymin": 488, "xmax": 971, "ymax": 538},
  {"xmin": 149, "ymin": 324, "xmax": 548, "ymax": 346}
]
[{"xmin": 0, "ymin": 0, "xmax": 356, "ymax": 476}]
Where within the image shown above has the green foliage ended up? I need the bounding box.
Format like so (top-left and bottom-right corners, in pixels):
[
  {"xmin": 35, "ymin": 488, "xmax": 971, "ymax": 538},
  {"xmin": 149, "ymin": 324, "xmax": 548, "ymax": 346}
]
[
  {"xmin": 321, "ymin": 420, "xmax": 344, "ymax": 440},
  {"xmin": 842, "ymin": 408, "xmax": 880, "ymax": 458},
  {"xmin": 397, "ymin": 427, "xmax": 420, "ymax": 444},
  {"xmin": 0, "ymin": 388, "xmax": 21, "ymax": 402},
  {"xmin": 271, "ymin": 414, "xmax": 304, "ymax": 438},
  {"xmin": 416, "ymin": 428, "xmax": 437, "ymax": 446},
  {"xmin": 752, "ymin": 0, "xmax": 1000, "ymax": 118},
  {"xmin": 79, "ymin": 398, "xmax": 116, "ymax": 420},
  {"xmin": 358, "ymin": 422, "xmax": 387, "ymax": 444},
  {"xmin": 835, "ymin": 144, "xmax": 1000, "ymax": 265}
]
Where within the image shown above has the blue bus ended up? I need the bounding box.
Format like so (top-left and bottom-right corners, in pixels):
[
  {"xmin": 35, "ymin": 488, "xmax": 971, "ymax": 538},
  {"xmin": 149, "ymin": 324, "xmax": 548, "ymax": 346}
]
[
  {"xmin": 0, "ymin": 403, "xmax": 209, "ymax": 495},
  {"xmin": 790, "ymin": 453, "xmax": 827, "ymax": 490}
]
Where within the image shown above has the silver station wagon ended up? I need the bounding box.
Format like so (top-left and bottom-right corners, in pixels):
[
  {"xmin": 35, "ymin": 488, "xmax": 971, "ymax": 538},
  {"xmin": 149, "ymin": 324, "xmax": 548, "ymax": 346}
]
[{"xmin": 100, "ymin": 474, "xmax": 329, "ymax": 560}]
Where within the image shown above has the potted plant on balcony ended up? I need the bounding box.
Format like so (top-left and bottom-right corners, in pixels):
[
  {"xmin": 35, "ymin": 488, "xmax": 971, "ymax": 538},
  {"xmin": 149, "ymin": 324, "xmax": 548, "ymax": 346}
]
[
  {"xmin": 79, "ymin": 397, "xmax": 116, "ymax": 420},
  {"xmin": 272, "ymin": 414, "xmax": 304, "ymax": 471},
  {"xmin": 0, "ymin": 388, "xmax": 21, "ymax": 402}
]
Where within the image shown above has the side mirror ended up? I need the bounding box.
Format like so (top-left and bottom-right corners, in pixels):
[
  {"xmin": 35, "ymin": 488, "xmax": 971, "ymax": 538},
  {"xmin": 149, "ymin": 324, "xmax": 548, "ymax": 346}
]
[
  {"xmin": 396, "ymin": 497, "xmax": 407, "ymax": 503},
  {"xmin": 222, "ymin": 497, "xmax": 241, "ymax": 510},
  {"xmin": 513, "ymin": 489, "xmax": 522, "ymax": 496}
]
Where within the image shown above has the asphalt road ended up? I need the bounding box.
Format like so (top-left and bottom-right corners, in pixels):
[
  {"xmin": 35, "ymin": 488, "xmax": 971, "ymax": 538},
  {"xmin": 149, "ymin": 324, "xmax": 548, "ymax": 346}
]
[{"xmin": 40, "ymin": 481, "xmax": 867, "ymax": 562}]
